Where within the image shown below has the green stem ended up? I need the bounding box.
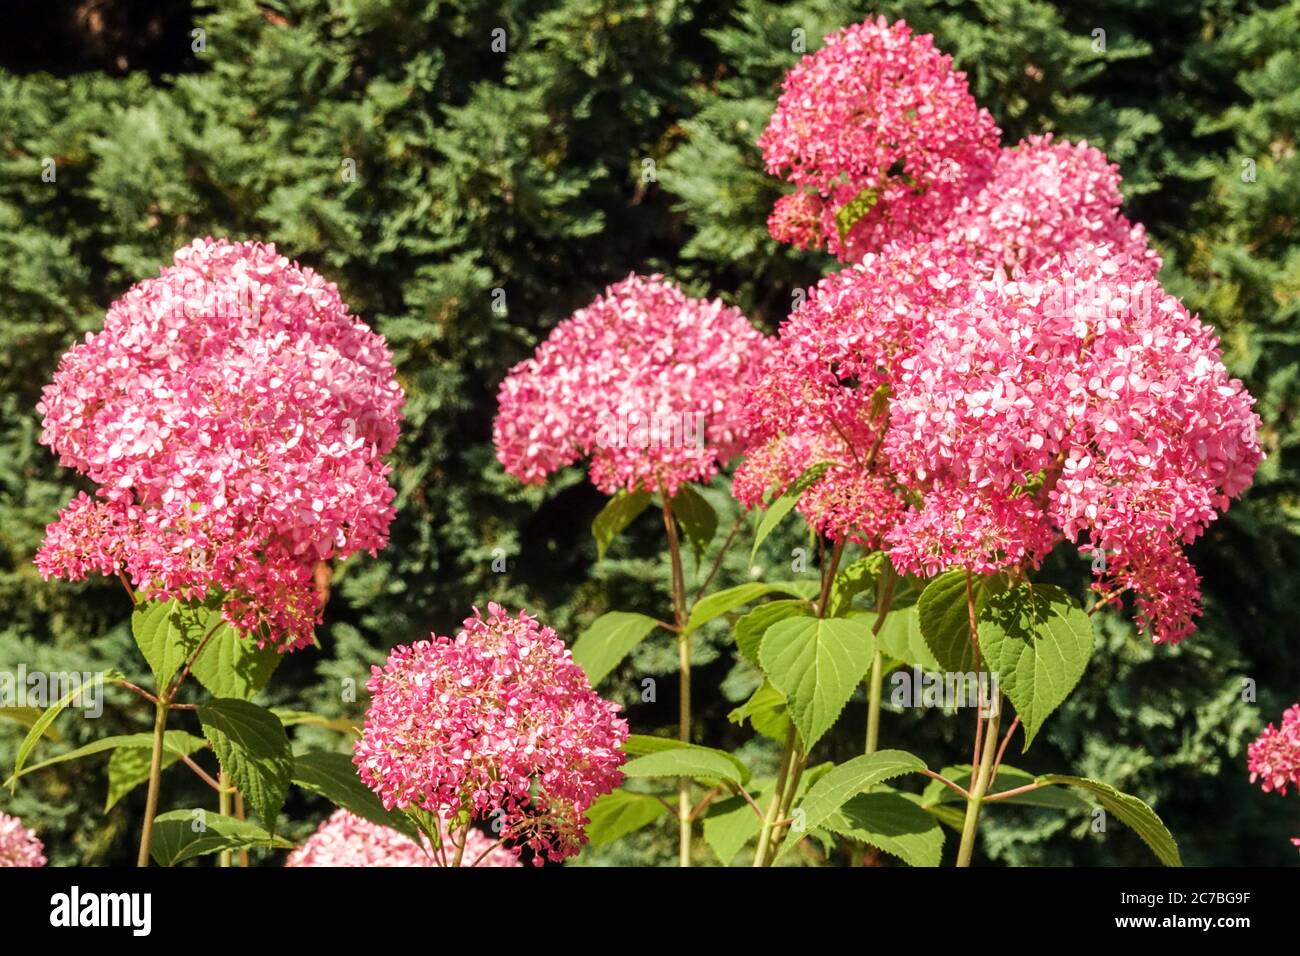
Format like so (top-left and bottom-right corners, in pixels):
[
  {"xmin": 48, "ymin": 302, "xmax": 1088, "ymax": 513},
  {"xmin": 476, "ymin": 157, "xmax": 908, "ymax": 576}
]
[
  {"xmin": 753, "ymin": 724, "xmax": 797, "ymax": 866},
  {"xmin": 218, "ymin": 771, "xmax": 232, "ymax": 867},
  {"xmin": 956, "ymin": 705, "xmax": 1001, "ymax": 867},
  {"xmin": 864, "ymin": 560, "xmax": 897, "ymax": 754},
  {"xmin": 660, "ymin": 490, "xmax": 692, "ymax": 867},
  {"xmin": 136, "ymin": 701, "xmax": 168, "ymax": 867}
]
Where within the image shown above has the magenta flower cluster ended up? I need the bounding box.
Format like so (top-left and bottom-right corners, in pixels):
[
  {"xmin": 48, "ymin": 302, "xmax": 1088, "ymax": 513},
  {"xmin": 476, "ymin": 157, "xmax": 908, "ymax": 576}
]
[
  {"xmin": 0, "ymin": 813, "xmax": 46, "ymax": 867},
  {"xmin": 286, "ymin": 809, "xmax": 520, "ymax": 868},
  {"xmin": 739, "ymin": 18, "xmax": 1263, "ymax": 644},
  {"xmin": 493, "ymin": 273, "xmax": 768, "ymax": 497},
  {"xmin": 759, "ymin": 16, "xmax": 1000, "ymax": 258},
  {"xmin": 353, "ymin": 604, "xmax": 628, "ymax": 864},
  {"xmin": 35, "ymin": 238, "xmax": 404, "ymax": 650},
  {"xmin": 1248, "ymin": 704, "xmax": 1300, "ymax": 851}
]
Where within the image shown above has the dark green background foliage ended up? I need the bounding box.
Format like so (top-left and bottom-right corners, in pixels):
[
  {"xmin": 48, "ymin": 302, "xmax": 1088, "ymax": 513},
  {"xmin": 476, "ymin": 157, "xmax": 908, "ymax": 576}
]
[{"xmin": 1, "ymin": 0, "xmax": 1296, "ymax": 865}]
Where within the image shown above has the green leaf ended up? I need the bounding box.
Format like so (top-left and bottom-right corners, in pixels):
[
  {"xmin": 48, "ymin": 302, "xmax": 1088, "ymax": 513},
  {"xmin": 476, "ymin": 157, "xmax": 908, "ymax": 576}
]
[
  {"xmin": 149, "ymin": 809, "xmax": 292, "ymax": 866},
  {"xmin": 0, "ymin": 707, "xmax": 63, "ymax": 743},
  {"xmin": 727, "ymin": 680, "xmax": 790, "ymax": 741},
  {"xmin": 270, "ymin": 709, "xmax": 359, "ymax": 735},
  {"xmin": 291, "ymin": 750, "xmax": 421, "ymax": 842},
  {"xmin": 671, "ymin": 484, "xmax": 717, "ymax": 560},
  {"xmin": 197, "ymin": 699, "xmax": 293, "ymax": 829},
  {"xmin": 828, "ymin": 553, "xmax": 884, "ymax": 617},
  {"xmin": 917, "ymin": 569, "xmax": 997, "ymax": 672},
  {"xmin": 622, "ymin": 745, "xmax": 746, "ymax": 787},
  {"xmin": 702, "ymin": 778, "xmax": 775, "ymax": 864},
  {"xmin": 1037, "ymin": 775, "xmax": 1182, "ymax": 866},
  {"xmin": 584, "ymin": 789, "xmax": 669, "ymax": 847},
  {"xmin": 759, "ymin": 616, "xmax": 875, "ymax": 750},
  {"xmin": 875, "ymin": 604, "xmax": 941, "ymax": 671},
  {"xmin": 10, "ymin": 670, "xmax": 122, "ymax": 791},
  {"xmin": 571, "ymin": 612, "xmax": 661, "ymax": 685},
  {"xmin": 734, "ymin": 600, "xmax": 807, "ymax": 667},
  {"xmin": 6, "ymin": 730, "xmax": 204, "ymax": 788},
  {"xmin": 793, "ymin": 751, "xmax": 927, "ymax": 835},
  {"xmin": 684, "ymin": 581, "xmax": 808, "ymax": 635},
  {"xmin": 977, "ymin": 583, "xmax": 1094, "ymax": 749},
  {"xmin": 835, "ymin": 185, "xmax": 879, "ymax": 243},
  {"xmin": 132, "ymin": 599, "xmax": 207, "ymax": 691},
  {"xmin": 920, "ymin": 765, "xmax": 1090, "ymax": 810},
  {"xmin": 106, "ymin": 732, "xmax": 210, "ymax": 811},
  {"xmin": 592, "ymin": 489, "xmax": 651, "ymax": 560},
  {"xmin": 620, "ymin": 735, "xmax": 752, "ymax": 783},
  {"xmin": 749, "ymin": 462, "xmax": 831, "ymax": 562},
  {"xmin": 190, "ymin": 623, "xmax": 281, "ymax": 701},
  {"xmin": 822, "ymin": 790, "xmax": 944, "ymax": 867}
]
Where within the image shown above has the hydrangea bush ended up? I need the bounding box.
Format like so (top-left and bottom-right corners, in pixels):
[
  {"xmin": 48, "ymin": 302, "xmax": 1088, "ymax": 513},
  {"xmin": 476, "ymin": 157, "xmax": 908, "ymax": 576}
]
[{"xmin": 9, "ymin": 14, "xmax": 1283, "ymax": 869}]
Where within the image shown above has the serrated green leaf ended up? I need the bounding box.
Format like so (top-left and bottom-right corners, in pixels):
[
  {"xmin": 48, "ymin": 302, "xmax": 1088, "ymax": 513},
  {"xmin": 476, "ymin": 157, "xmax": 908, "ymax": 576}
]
[
  {"xmin": 132, "ymin": 599, "xmax": 207, "ymax": 691},
  {"xmin": 1037, "ymin": 774, "xmax": 1182, "ymax": 866},
  {"xmin": 759, "ymin": 616, "xmax": 875, "ymax": 750},
  {"xmin": 828, "ymin": 553, "xmax": 884, "ymax": 617},
  {"xmin": 190, "ymin": 623, "xmax": 281, "ymax": 701},
  {"xmin": 592, "ymin": 489, "xmax": 651, "ymax": 560},
  {"xmin": 585, "ymin": 789, "xmax": 669, "ymax": 847},
  {"xmin": 197, "ymin": 699, "xmax": 293, "ymax": 829},
  {"xmin": 978, "ymin": 582, "xmax": 1094, "ymax": 749},
  {"xmin": 0, "ymin": 707, "xmax": 62, "ymax": 743},
  {"xmin": 750, "ymin": 462, "xmax": 831, "ymax": 562},
  {"xmin": 291, "ymin": 750, "xmax": 421, "ymax": 841},
  {"xmin": 822, "ymin": 790, "xmax": 944, "ymax": 867},
  {"xmin": 6, "ymin": 730, "xmax": 204, "ymax": 789},
  {"xmin": 917, "ymin": 570, "xmax": 997, "ymax": 672},
  {"xmin": 150, "ymin": 809, "xmax": 292, "ymax": 866},
  {"xmin": 571, "ymin": 611, "xmax": 661, "ymax": 685},
  {"xmin": 733, "ymin": 600, "xmax": 808, "ymax": 667},
  {"xmin": 779, "ymin": 750, "xmax": 926, "ymax": 861},
  {"xmin": 620, "ymin": 735, "xmax": 752, "ymax": 783},
  {"xmin": 270, "ymin": 709, "xmax": 359, "ymax": 735}
]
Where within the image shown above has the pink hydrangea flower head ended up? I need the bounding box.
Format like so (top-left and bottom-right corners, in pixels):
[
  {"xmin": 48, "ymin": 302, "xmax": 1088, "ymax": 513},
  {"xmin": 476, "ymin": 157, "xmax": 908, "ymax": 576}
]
[
  {"xmin": 0, "ymin": 813, "xmax": 46, "ymax": 867},
  {"xmin": 353, "ymin": 604, "xmax": 628, "ymax": 864},
  {"xmin": 940, "ymin": 135, "xmax": 1161, "ymax": 274},
  {"xmin": 881, "ymin": 240, "xmax": 1262, "ymax": 642},
  {"xmin": 35, "ymin": 238, "xmax": 405, "ymax": 651},
  {"xmin": 759, "ymin": 16, "xmax": 1000, "ymax": 257},
  {"xmin": 286, "ymin": 809, "xmax": 520, "ymax": 867},
  {"xmin": 734, "ymin": 241, "xmax": 978, "ymax": 546},
  {"xmin": 1248, "ymin": 705, "xmax": 1300, "ymax": 796},
  {"xmin": 767, "ymin": 192, "xmax": 827, "ymax": 250},
  {"xmin": 494, "ymin": 273, "xmax": 769, "ymax": 496}
]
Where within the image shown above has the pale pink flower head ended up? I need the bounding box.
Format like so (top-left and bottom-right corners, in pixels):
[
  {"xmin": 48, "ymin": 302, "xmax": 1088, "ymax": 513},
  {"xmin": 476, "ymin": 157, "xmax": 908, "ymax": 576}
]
[
  {"xmin": 0, "ymin": 813, "xmax": 46, "ymax": 867},
  {"xmin": 494, "ymin": 273, "xmax": 768, "ymax": 497},
  {"xmin": 286, "ymin": 809, "xmax": 520, "ymax": 868},
  {"xmin": 353, "ymin": 604, "xmax": 628, "ymax": 865},
  {"xmin": 35, "ymin": 238, "xmax": 405, "ymax": 651},
  {"xmin": 759, "ymin": 16, "xmax": 1000, "ymax": 258},
  {"xmin": 1248, "ymin": 705, "xmax": 1300, "ymax": 797}
]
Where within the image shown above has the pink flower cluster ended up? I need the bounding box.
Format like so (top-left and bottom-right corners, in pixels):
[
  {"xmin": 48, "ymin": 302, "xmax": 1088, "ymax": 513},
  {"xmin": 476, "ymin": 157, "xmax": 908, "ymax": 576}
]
[
  {"xmin": 1249, "ymin": 705, "xmax": 1300, "ymax": 796},
  {"xmin": 738, "ymin": 236, "xmax": 1261, "ymax": 643},
  {"xmin": 759, "ymin": 16, "xmax": 1000, "ymax": 258},
  {"xmin": 493, "ymin": 274, "xmax": 768, "ymax": 497},
  {"xmin": 286, "ymin": 809, "xmax": 520, "ymax": 867},
  {"xmin": 353, "ymin": 604, "xmax": 628, "ymax": 864},
  {"xmin": 35, "ymin": 238, "xmax": 404, "ymax": 651},
  {"xmin": 0, "ymin": 813, "xmax": 46, "ymax": 867}
]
